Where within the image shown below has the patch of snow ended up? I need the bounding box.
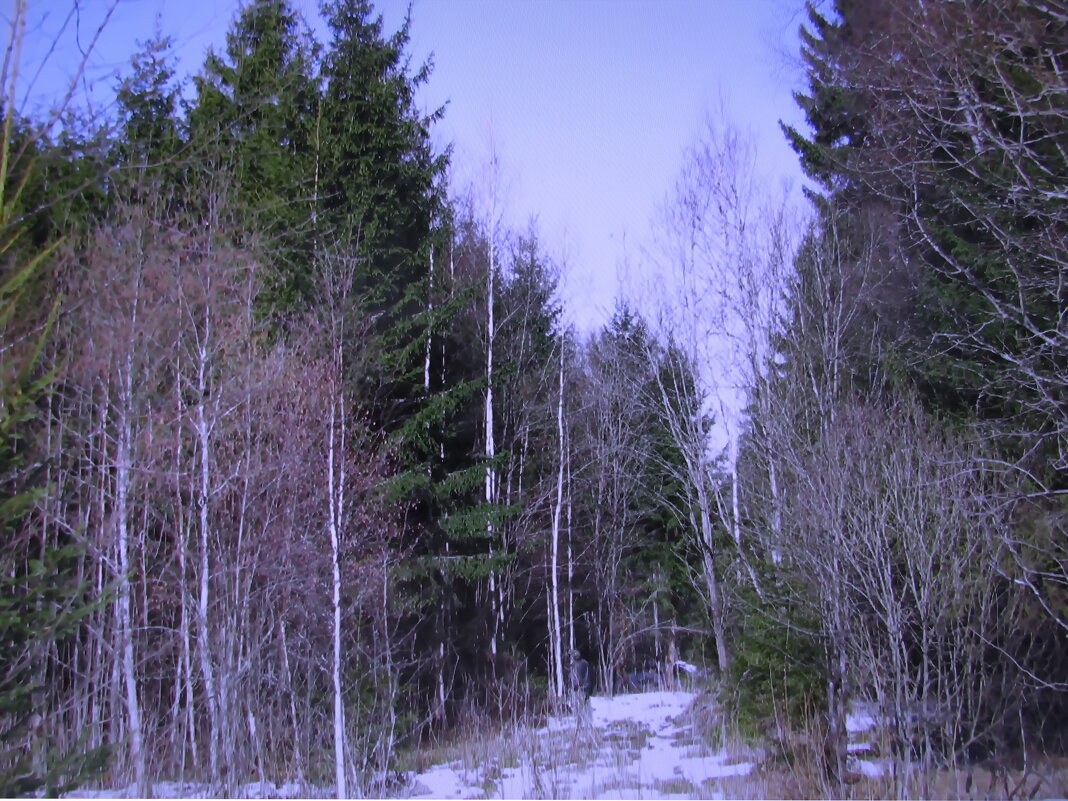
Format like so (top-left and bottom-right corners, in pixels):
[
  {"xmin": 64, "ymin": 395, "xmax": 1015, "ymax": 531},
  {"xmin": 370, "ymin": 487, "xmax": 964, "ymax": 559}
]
[
  {"xmin": 401, "ymin": 690, "xmax": 755, "ymax": 799},
  {"xmin": 66, "ymin": 783, "xmax": 138, "ymax": 798},
  {"xmin": 590, "ymin": 690, "xmax": 693, "ymax": 729},
  {"xmin": 846, "ymin": 701, "xmax": 880, "ymax": 734},
  {"xmin": 270, "ymin": 781, "xmax": 306, "ymax": 798},
  {"xmin": 852, "ymin": 757, "xmax": 888, "ymax": 778},
  {"xmin": 74, "ymin": 691, "xmax": 758, "ymax": 800},
  {"xmin": 407, "ymin": 763, "xmax": 483, "ymax": 799}
]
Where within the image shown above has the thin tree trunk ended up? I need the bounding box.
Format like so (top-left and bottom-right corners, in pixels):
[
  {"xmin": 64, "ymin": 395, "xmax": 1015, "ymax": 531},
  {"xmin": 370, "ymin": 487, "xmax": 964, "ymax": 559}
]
[
  {"xmin": 767, "ymin": 451, "xmax": 782, "ymax": 564},
  {"xmin": 380, "ymin": 551, "xmax": 397, "ymax": 777},
  {"xmin": 116, "ymin": 363, "xmax": 147, "ymax": 796},
  {"xmin": 177, "ymin": 517, "xmax": 197, "ymax": 776},
  {"xmin": 549, "ymin": 350, "xmax": 565, "ymax": 698},
  {"xmin": 730, "ymin": 439, "xmax": 741, "ymax": 547},
  {"xmin": 195, "ymin": 343, "xmax": 220, "ymax": 786},
  {"xmin": 566, "ymin": 438, "xmax": 575, "ymax": 657},
  {"xmin": 697, "ymin": 493, "xmax": 730, "ymax": 675},
  {"xmin": 328, "ymin": 393, "xmax": 348, "ymax": 799},
  {"xmin": 425, "ymin": 244, "xmax": 433, "ymax": 391},
  {"xmin": 485, "ymin": 221, "xmax": 498, "ymax": 661}
]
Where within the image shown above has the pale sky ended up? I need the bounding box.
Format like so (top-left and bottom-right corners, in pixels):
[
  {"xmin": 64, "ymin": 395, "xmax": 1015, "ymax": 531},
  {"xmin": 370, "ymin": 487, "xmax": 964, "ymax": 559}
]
[{"xmin": 14, "ymin": 0, "xmax": 811, "ymax": 332}]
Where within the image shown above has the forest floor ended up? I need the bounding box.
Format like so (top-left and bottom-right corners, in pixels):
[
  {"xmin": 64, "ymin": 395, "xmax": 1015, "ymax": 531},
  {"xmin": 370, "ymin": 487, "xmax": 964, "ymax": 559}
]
[
  {"xmin": 397, "ymin": 689, "xmax": 760, "ymax": 800},
  {"xmin": 395, "ymin": 692, "xmax": 1068, "ymax": 800},
  {"xmin": 67, "ymin": 690, "xmax": 1068, "ymax": 798}
]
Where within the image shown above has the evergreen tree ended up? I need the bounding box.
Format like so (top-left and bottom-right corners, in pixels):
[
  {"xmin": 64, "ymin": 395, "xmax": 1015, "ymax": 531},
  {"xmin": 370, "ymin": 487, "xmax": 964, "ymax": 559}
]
[
  {"xmin": 0, "ymin": 129, "xmax": 108, "ymax": 798},
  {"xmin": 782, "ymin": 0, "xmax": 1068, "ymax": 457},
  {"xmin": 189, "ymin": 0, "xmax": 320, "ymax": 312},
  {"xmin": 318, "ymin": 0, "xmax": 446, "ymax": 321},
  {"xmin": 115, "ymin": 35, "xmax": 182, "ymax": 169},
  {"xmin": 780, "ymin": 1, "xmax": 871, "ymax": 205}
]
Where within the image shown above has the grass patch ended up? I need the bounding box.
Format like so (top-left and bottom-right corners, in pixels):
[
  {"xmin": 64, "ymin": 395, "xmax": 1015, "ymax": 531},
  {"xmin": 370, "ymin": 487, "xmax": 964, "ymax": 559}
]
[
  {"xmin": 602, "ymin": 719, "xmax": 651, "ymax": 751},
  {"xmin": 590, "ymin": 776, "xmax": 644, "ymax": 797},
  {"xmin": 907, "ymin": 757, "xmax": 1068, "ymax": 800},
  {"xmin": 654, "ymin": 776, "xmax": 699, "ymax": 795},
  {"xmin": 710, "ymin": 772, "xmax": 766, "ymax": 800}
]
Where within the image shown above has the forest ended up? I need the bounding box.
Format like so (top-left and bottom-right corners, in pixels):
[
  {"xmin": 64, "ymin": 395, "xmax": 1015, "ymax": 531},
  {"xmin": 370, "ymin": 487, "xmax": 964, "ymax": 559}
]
[{"xmin": 1, "ymin": 0, "xmax": 1065, "ymax": 797}]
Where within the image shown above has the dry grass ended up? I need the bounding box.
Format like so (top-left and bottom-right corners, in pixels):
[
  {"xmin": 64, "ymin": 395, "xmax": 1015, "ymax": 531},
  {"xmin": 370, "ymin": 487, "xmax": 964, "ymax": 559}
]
[
  {"xmin": 904, "ymin": 756, "xmax": 1068, "ymax": 800},
  {"xmin": 653, "ymin": 776, "xmax": 700, "ymax": 796},
  {"xmin": 602, "ymin": 719, "xmax": 651, "ymax": 752},
  {"xmin": 712, "ymin": 746, "xmax": 1068, "ymax": 801},
  {"xmin": 585, "ymin": 777, "xmax": 643, "ymax": 798}
]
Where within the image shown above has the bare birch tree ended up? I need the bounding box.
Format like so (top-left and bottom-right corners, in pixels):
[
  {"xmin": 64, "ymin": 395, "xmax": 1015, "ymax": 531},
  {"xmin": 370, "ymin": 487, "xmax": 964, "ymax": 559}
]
[{"xmin": 637, "ymin": 116, "xmax": 798, "ymax": 676}]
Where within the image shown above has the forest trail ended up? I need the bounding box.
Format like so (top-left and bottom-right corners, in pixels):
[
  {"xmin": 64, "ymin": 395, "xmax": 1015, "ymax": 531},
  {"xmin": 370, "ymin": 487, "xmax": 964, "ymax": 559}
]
[
  {"xmin": 64, "ymin": 690, "xmax": 755, "ymax": 800},
  {"xmin": 63, "ymin": 693, "xmax": 898, "ymax": 799},
  {"xmin": 402, "ymin": 690, "xmax": 756, "ymax": 800}
]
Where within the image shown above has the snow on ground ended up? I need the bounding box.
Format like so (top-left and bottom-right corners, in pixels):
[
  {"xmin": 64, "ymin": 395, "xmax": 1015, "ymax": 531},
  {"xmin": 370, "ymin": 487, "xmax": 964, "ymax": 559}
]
[
  {"xmin": 844, "ymin": 700, "xmax": 889, "ymax": 779},
  {"xmin": 846, "ymin": 701, "xmax": 879, "ymax": 734},
  {"xmin": 65, "ymin": 695, "xmax": 893, "ymax": 799},
  {"xmin": 403, "ymin": 690, "xmax": 754, "ymax": 800}
]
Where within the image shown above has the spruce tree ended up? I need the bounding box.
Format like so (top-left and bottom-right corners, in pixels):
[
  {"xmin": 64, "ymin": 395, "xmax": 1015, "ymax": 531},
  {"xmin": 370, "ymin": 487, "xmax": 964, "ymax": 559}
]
[
  {"xmin": 189, "ymin": 0, "xmax": 320, "ymax": 312},
  {"xmin": 115, "ymin": 35, "xmax": 182, "ymax": 170},
  {"xmin": 316, "ymin": 0, "xmax": 450, "ymax": 443},
  {"xmin": 780, "ymin": 1, "xmax": 870, "ymax": 205},
  {"xmin": 0, "ymin": 145, "xmax": 108, "ymax": 800}
]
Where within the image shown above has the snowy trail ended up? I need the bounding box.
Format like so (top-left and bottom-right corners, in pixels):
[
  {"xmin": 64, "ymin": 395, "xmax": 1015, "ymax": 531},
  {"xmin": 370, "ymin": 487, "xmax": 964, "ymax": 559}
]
[
  {"xmin": 64, "ymin": 693, "xmax": 898, "ymax": 799},
  {"xmin": 404, "ymin": 690, "xmax": 755, "ymax": 800}
]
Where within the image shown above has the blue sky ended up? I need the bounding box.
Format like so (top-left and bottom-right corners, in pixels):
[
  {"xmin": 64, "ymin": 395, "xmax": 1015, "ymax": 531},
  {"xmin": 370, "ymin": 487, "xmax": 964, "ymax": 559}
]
[{"xmin": 15, "ymin": 0, "xmax": 810, "ymax": 332}]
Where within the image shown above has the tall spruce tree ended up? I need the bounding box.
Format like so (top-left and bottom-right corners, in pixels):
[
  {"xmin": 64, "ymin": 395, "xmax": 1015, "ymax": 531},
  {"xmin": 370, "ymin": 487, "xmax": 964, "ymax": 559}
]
[
  {"xmin": 189, "ymin": 0, "xmax": 320, "ymax": 312},
  {"xmin": 318, "ymin": 0, "xmax": 446, "ymax": 327},
  {"xmin": 783, "ymin": 0, "xmax": 1068, "ymax": 454},
  {"xmin": 115, "ymin": 36, "xmax": 181, "ymax": 169}
]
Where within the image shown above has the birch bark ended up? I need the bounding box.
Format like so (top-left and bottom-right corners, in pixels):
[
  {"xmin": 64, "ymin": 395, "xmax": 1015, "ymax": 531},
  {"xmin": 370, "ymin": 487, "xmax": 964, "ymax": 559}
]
[
  {"xmin": 115, "ymin": 353, "xmax": 147, "ymax": 796},
  {"xmin": 548, "ymin": 349, "xmax": 565, "ymax": 698},
  {"xmin": 327, "ymin": 390, "xmax": 348, "ymax": 799}
]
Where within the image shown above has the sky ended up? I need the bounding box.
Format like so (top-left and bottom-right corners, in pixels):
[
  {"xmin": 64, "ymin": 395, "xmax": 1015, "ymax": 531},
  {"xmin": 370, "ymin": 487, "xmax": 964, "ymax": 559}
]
[{"xmin": 13, "ymin": 0, "xmax": 812, "ymax": 333}]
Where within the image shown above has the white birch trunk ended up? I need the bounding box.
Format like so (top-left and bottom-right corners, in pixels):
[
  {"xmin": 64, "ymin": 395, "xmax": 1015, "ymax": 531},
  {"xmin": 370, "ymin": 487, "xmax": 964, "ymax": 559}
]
[
  {"xmin": 654, "ymin": 601, "xmax": 662, "ymax": 672},
  {"xmin": 730, "ymin": 439, "xmax": 741, "ymax": 547},
  {"xmin": 327, "ymin": 393, "xmax": 348, "ymax": 799},
  {"xmin": 697, "ymin": 488, "xmax": 730, "ymax": 675},
  {"xmin": 767, "ymin": 451, "xmax": 782, "ymax": 565},
  {"xmin": 549, "ymin": 350, "xmax": 565, "ymax": 698},
  {"xmin": 171, "ymin": 357, "xmax": 199, "ymax": 775},
  {"xmin": 278, "ymin": 619, "xmax": 303, "ymax": 783},
  {"xmin": 194, "ymin": 341, "xmax": 221, "ymax": 786},
  {"xmin": 425, "ymin": 244, "xmax": 433, "ymax": 391},
  {"xmin": 436, "ymin": 640, "xmax": 447, "ymax": 724},
  {"xmin": 566, "ymin": 444, "xmax": 575, "ymax": 656},
  {"xmin": 179, "ymin": 524, "xmax": 197, "ymax": 772},
  {"xmin": 485, "ymin": 220, "xmax": 498, "ymax": 658},
  {"xmin": 115, "ymin": 361, "xmax": 146, "ymax": 796}
]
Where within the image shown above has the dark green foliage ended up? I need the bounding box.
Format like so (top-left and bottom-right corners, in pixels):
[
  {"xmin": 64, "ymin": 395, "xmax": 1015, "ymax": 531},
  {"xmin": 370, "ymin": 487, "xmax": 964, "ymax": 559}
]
[
  {"xmin": 0, "ymin": 548, "xmax": 110, "ymax": 798},
  {"xmin": 189, "ymin": 0, "xmax": 321, "ymax": 313},
  {"xmin": 318, "ymin": 0, "xmax": 447, "ymax": 316},
  {"xmin": 780, "ymin": 2, "xmax": 870, "ymax": 203},
  {"xmin": 728, "ymin": 578, "xmax": 825, "ymax": 737},
  {"xmin": 565, "ymin": 305, "xmax": 715, "ymax": 684},
  {"xmin": 1, "ymin": 121, "xmax": 108, "ymax": 269},
  {"xmin": 0, "ymin": 249, "xmax": 109, "ymax": 797},
  {"xmin": 115, "ymin": 35, "xmax": 182, "ymax": 169},
  {"xmin": 783, "ymin": 0, "xmax": 1068, "ymax": 455}
]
